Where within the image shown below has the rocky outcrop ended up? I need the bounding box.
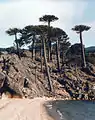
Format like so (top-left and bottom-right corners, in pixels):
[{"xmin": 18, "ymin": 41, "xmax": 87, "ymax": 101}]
[
  {"xmin": 58, "ymin": 65, "xmax": 95, "ymax": 100},
  {"xmin": 0, "ymin": 52, "xmax": 94, "ymax": 100},
  {"xmin": 0, "ymin": 53, "xmax": 70, "ymax": 99}
]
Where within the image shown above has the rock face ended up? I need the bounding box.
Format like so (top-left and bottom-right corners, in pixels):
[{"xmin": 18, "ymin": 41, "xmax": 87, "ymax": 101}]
[
  {"xmin": 0, "ymin": 53, "xmax": 70, "ymax": 99},
  {"xmin": 58, "ymin": 65, "xmax": 95, "ymax": 100},
  {"xmin": 0, "ymin": 52, "xmax": 94, "ymax": 100}
]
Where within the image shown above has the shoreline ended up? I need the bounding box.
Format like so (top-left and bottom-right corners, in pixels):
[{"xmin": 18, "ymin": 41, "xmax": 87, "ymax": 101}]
[
  {"xmin": 41, "ymin": 97, "xmax": 64, "ymax": 120},
  {"xmin": 0, "ymin": 97, "xmax": 64, "ymax": 120},
  {"xmin": 0, "ymin": 97, "xmax": 94, "ymax": 120}
]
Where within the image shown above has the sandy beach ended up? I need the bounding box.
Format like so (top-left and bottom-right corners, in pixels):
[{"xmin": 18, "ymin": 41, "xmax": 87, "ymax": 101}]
[{"xmin": 0, "ymin": 97, "xmax": 56, "ymax": 120}]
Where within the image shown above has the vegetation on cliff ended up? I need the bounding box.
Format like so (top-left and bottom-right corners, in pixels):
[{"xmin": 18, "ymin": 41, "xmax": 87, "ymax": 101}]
[{"xmin": 0, "ymin": 14, "xmax": 94, "ymax": 100}]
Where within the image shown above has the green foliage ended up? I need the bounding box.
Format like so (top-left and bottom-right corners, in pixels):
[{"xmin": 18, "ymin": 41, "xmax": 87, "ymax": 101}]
[
  {"xmin": 72, "ymin": 25, "xmax": 91, "ymax": 33},
  {"xmin": 20, "ymin": 25, "xmax": 70, "ymax": 53},
  {"xmin": 50, "ymin": 27, "xmax": 67, "ymax": 38},
  {"xmin": 6, "ymin": 28, "xmax": 23, "ymax": 47},
  {"xmin": 66, "ymin": 43, "xmax": 81, "ymax": 57},
  {"xmin": 6, "ymin": 28, "xmax": 21, "ymax": 36},
  {"xmin": 39, "ymin": 15, "xmax": 58, "ymax": 23}
]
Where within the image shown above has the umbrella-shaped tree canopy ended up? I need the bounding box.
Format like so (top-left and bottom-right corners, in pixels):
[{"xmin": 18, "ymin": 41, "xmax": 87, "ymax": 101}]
[
  {"xmin": 72, "ymin": 25, "xmax": 91, "ymax": 33},
  {"xmin": 39, "ymin": 15, "xmax": 58, "ymax": 23}
]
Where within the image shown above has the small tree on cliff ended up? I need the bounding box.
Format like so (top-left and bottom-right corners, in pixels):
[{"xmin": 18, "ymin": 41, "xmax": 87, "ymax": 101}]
[
  {"xmin": 6, "ymin": 28, "xmax": 21, "ymax": 58},
  {"xmin": 72, "ymin": 25, "xmax": 91, "ymax": 68}
]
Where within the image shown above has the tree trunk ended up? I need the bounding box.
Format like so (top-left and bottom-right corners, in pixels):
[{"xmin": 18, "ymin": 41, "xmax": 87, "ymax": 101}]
[
  {"xmin": 48, "ymin": 21, "xmax": 52, "ymax": 62},
  {"xmin": 62, "ymin": 42, "xmax": 64, "ymax": 65},
  {"xmin": 35, "ymin": 46, "xmax": 37, "ymax": 60},
  {"xmin": 32, "ymin": 35, "xmax": 35, "ymax": 60},
  {"xmin": 15, "ymin": 34, "xmax": 20, "ymax": 59},
  {"xmin": 40, "ymin": 39, "xmax": 43, "ymax": 72},
  {"xmin": 49, "ymin": 40, "xmax": 52, "ymax": 61},
  {"xmin": 56, "ymin": 38, "xmax": 60, "ymax": 71},
  {"xmin": 42, "ymin": 35, "xmax": 53, "ymax": 92},
  {"xmin": 35, "ymin": 63, "xmax": 37, "ymax": 83},
  {"xmin": 80, "ymin": 32, "xmax": 86, "ymax": 68},
  {"xmin": 62, "ymin": 51, "xmax": 64, "ymax": 65}
]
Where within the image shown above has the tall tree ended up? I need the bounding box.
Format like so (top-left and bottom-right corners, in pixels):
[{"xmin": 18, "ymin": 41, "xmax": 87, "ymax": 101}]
[
  {"xmin": 36, "ymin": 25, "xmax": 53, "ymax": 92},
  {"xmin": 6, "ymin": 28, "xmax": 21, "ymax": 58},
  {"xmin": 72, "ymin": 25, "xmax": 91, "ymax": 68},
  {"xmin": 21, "ymin": 25, "xmax": 37, "ymax": 60},
  {"xmin": 42, "ymin": 34, "xmax": 53, "ymax": 92},
  {"xmin": 51, "ymin": 27, "xmax": 70, "ymax": 71},
  {"xmin": 39, "ymin": 15, "xmax": 59, "ymax": 61}
]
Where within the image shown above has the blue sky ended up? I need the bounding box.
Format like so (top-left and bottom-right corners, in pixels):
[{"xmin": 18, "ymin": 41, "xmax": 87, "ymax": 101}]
[{"xmin": 0, "ymin": 0, "xmax": 95, "ymax": 48}]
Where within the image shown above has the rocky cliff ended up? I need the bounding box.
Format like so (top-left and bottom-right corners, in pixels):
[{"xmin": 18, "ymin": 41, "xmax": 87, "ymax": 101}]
[
  {"xmin": 0, "ymin": 52, "xmax": 70, "ymax": 99},
  {"xmin": 0, "ymin": 51, "xmax": 95, "ymax": 100}
]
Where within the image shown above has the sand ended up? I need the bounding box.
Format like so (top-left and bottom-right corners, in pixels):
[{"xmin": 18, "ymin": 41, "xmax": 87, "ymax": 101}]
[{"xmin": 0, "ymin": 97, "xmax": 55, "ymax": 120}]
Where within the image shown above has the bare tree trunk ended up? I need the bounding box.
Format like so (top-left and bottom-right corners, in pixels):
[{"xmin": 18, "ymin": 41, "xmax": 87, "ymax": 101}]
[
  {"xmin": 62, "ymin": 51, "xmax": 64, "ymax": 65},
  {"xmin": 49, "ymin": 40, "xmax": 52, "ymax": 61},
  {"xmin": 32, "ymin": 35, "xmax": 35, "ymax": 60},
  {"xmin": 62, "ymin": 42, "xmax": 64, "ymax": 65},
  {"xmin": 56, "ymin": 38, "xmax": 60, "ymax": 71},
  {"xmin": 35, "ymin": 63, "xmax": 37, "ymax": 83},
  {"xmin": 34, "ymin": 43, "xmax": 37, "ymax": 60},
  {"xmin": 42, "ymin": 35, "xmax": 53, "ymax": 92},
  {"xmin": 80, "ymin": 32, "xmax": 86, "ymax": 68},
  {"xmin": 62, "ymin": 42, "xmax": 66, "ymax": 66},
  {"xmin": 40, "ymin": 39, "xmax": 43, "ymax": 72},
  {"xmin": 48, "ymin": 21, "xmax": 52, "ymax": 62},
  {"xmin": 31, "ymin": 40, "xmax": 34, "ymax": 59},
  {"xmin": 15, "ymin": 34, "xmax": 20, "ymax": 59}
]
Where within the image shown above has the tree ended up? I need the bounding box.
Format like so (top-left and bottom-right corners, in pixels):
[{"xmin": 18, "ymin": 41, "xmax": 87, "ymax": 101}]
[
  {"xmin": 51, "ymin": 27, "xmax": 70, "ymax": 71},
  {"xmin": 60, "ymin": 39, "xmax": 70, "ymax": 65},
  {"xmin": 6, "ymin": 28, "xmax": 21, "ymax": 58},
  {"xmin": 20, "ymin": 25, "xmax": 53, "ymax": 92},
  {"xmin": 35, "ymin": 25, "xmax": 53, "ymax": 92},
  {"xmin": 72, "ymin": 25, "xmax": 91, "ymax": 68},
  {"xmin": 66, "ymin": 43, "xmax": 82, "ymax": 58},
  {"xmin": 21, "ymin": 25, "xmax": 38, "ymax": 60},
  {"xmin": 42, "ymin": 34, "xmax": 53, "ymax": 92},
  {"xmin": 39, "ymin": 15, "xmax": 59, "ymax": 61}
]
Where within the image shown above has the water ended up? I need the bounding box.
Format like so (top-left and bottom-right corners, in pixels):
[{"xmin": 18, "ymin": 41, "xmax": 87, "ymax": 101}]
[{"xmin": 45, "ymin": 100, "xmax": 95, "ymax": 120}]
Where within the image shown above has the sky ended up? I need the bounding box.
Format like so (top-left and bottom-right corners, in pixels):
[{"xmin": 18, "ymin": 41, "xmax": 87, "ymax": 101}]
[{"xmin": 0, "ymin": 0, "xmax": 95, "ymax": 48}]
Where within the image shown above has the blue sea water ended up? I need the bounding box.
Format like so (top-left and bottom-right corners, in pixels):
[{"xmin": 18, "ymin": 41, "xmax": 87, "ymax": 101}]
[{"xmin": 45, "ymin": 100, "xmax": 95, "ymax": 120}]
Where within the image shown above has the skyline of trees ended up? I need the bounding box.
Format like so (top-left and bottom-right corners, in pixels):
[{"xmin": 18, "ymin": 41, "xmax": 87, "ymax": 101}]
[{"xmin": 5, "ymin": 16, "xmax": 91, "ymax": 68}]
